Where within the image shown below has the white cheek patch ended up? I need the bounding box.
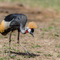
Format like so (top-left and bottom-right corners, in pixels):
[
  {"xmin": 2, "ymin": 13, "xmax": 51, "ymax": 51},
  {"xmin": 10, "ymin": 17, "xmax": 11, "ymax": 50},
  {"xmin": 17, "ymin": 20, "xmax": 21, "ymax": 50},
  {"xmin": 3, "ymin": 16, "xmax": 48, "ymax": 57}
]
[
  {"xmin": 4, "ymin": 20, "xmax": 11, "ymax": 29},
  {"xmin": 28, "ymin": 29, "xmax": 31, "ymax": 33}
]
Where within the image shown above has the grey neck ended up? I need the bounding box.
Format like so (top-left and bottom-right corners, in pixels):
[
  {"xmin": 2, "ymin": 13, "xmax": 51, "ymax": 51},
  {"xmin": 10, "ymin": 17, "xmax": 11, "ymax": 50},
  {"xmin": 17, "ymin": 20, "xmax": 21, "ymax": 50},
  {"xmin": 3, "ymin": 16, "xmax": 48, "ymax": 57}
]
[{"xmin": 20, "ymin": 27, "xmax": 29, "ymax": 34}]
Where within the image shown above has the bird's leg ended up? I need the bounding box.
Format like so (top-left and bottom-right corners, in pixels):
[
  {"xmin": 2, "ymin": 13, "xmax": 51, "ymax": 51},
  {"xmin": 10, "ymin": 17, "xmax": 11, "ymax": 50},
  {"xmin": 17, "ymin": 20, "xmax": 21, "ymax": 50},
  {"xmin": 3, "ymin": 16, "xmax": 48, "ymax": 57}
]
[
  {"xmin": 17, "ymin": 30, "xmax": 31, "ymax": 55},
  {"xmin": 9, "ymin": 31, "xmax": 12, "ymax": 56},
  {"xmin": 17, "ymin": 30, "xmax": 20, "ymax": 53},
  {"xmin": 8, "ymin": 31, "xmax": 12, "ymax": 60},
  {"xmin": 17, "ymin": 30, "xmax": 20, "ymax": 44},
  {"xmin": 20, "ymin": 43, "xmax": 31, "ymax": 55}
]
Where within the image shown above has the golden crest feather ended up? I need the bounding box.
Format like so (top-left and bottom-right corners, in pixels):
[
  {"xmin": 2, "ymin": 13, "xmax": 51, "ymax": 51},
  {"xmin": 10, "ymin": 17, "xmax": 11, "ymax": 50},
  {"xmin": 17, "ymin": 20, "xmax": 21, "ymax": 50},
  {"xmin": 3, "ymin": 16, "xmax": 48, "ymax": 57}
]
[
  {"xmin": 0, "ymin": 20, "xmax": 5, "ymax": 33},
  {"xmin": 28, "ymin": 22, "xmax": 37, "ymax": 28}
]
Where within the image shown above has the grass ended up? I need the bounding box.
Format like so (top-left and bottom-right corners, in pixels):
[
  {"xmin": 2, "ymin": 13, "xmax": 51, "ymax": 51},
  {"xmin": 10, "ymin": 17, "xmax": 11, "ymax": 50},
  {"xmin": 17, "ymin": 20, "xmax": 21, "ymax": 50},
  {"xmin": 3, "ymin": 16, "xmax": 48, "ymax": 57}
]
[
  {"xmin": 42, "ymin": 26, "xmax": 56, "ymax": 32},
  {"xmin": 42, "ymin": 28, "xmax": 48, "ymax": 32},
  {"xmin": 9, "ymin": 47, "xmax": 20, "ymax": 52},
  {"xmin": 57, "ymin": 54, "xmax": 60, "ymax": 58},
  {"xmin": 48, "ymin": 26, "xmax": 54, "ymax": 30},
  {"xmin": 54, "ymin": 33, "xmax": 59, "ymax": 37},
  {"xmin": 40, "ymin": 19, "xmax": 60, "ymax": 39},
  {"xmin": 22, "ymin": 42, "xmax": 27, "ymax": 44},
  {"xmin": 13, "ymin": 33, "xmax": 16, "ymax": 36},
  {"xmin": 17, "ymin": 58, "xmax": 22, "ymax": 60},
  {"xmin": 0, "ymin": 0, "xmax": 60, "ymax": 10},
  {"xmin": 36, "ymin": 51, "xmax": 42, "ymax": 53},
  {"xmin": 44, "ymin": 53, "xmax": 53, "ymax": 57},
  {"xmin": 11, "ymin": 39, "xmax": 15, "ymax": 41},
  {"xmin": 4, "ymin": 45, "xmax": 20, "ymax": 52},
  {"xmin": 0, "ymin": 36, "xmax": 3, "ymax": 38},
  {"xmin": 0, "ymin": 57, "xmax": 4, "ymax": 60},
  {"xmin": 55, "ymin": 44, "xmax": 60, "ymax": 48},
  {"xmin": 31, "ymin": 44, "xmax": 41, "ymax": 48},
  {"xmin": 4, "ymin": 36, "xmax": 8, "ymax": 38},
  {"xmin": 10, "ymin": 55, "xmax": 16, "ymax": 59},
  {"xmin": 13, "ymin": 44, "xmax": 19, "ymax": 47},
  {"xmin": 0, "ymin": 57, "xmax": 7, "ymax": 60}
]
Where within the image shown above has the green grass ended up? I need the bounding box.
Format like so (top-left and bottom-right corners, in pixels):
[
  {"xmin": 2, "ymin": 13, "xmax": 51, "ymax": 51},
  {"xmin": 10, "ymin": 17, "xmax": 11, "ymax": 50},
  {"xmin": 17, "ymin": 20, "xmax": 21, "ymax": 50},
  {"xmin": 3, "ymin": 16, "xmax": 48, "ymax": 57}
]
[
  {"xmin": 22, "ymin": 42, "xmax": 27, "ymax": 44},
  {"xmin": 0, "ymin": 36, "xmax": 3, "ymax": 38},
  {"xmin": 0, "ymin": 57, "xmax": 7, "ymax": 60},
  {"xmin": 0, "ymin": 57, "xmax": 4, "ymax": 60},
  {"xmin": 55, "ymin": 44, "xmax": 60, "ymax": 48},
  {"xmin": 42, "ymin": 28, "xmax": 48, "ymax": 32},
  {"xmin": 31, "ymin": 44, "xmax": 41, "ymax": 48},
  {"xmin": 57, "ymin": 54, "xmax": 60, "ymax": 58},
  {"xmin": 44, "ymin": 53, "xmax": 53, "ymax": 57},
  {"xmin": 4, "ymin": 45, "xmax": 20, "ymax": 52},
  {"xmin": 36, "ymin": 51, "xmax": 42, "ymax": 53},
  {"xmin": 54, "ymin": 33, "xmax": 59, "ymax": 37},
  {"xmin": 11, "ymin": 39, "xmax": 15, "ymax": 41},
  {"xmin": 48, "ymin": 26, "xmax": 54, "ymax": 30},
  {"xmin": 0, "ymin": 0, "xmax": 60, "ymax": 10},
  {"xmin": 13, "ymin": 44, "xmax": 19, "ymax": 47},
  {"xmin": 17, "ymin": 58, "xmax": 22, "ymax": 60},
  {"xmin": 10, "ymin": 55, "xmax": 16, "ymax": 59},
  {"xmin": 0, "ymin": 57, "xmax": 8, "ymax": 60}
]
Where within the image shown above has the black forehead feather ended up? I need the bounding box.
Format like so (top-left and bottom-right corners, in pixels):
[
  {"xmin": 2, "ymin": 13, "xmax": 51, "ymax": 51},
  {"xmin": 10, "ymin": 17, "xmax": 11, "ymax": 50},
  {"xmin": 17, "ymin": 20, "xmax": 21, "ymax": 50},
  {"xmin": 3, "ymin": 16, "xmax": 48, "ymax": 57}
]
[{"xmin": 31, "ymin": 28, "xmax": 34, "ymax": 32}]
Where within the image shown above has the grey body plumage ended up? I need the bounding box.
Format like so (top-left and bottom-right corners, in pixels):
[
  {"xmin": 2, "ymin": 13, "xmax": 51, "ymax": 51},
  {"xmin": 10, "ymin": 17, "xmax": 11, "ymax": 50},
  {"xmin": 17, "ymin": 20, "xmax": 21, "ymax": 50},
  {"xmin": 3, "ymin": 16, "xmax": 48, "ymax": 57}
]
[
  {"xmin": 9, "ymin": 14, "xmax": 27, "ymax": 33},
  {"xmin": 0, "ymin": 14, "xmax": 34, "ymax": 59},
  {"xmin": 2, "ymin": 14, "xmax": 28, "ymax": 35}
]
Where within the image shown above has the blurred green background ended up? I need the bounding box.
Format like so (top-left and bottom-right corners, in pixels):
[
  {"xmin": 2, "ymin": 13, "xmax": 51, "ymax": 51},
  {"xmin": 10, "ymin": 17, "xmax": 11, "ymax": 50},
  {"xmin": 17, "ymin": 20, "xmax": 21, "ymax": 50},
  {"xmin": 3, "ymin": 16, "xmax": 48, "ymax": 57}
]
[{"xmin": 0, "ymin": 0, "xmax": 60, "ymax": 10}]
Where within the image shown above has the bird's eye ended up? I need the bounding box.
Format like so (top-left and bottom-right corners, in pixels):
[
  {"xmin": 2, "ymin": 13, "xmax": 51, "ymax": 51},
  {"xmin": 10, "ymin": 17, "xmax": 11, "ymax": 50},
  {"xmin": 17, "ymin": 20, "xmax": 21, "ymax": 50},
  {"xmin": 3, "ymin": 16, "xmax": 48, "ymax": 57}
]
[{"xmin": 28, "ymin": 28, "xmax": 34, "ymax": 33}]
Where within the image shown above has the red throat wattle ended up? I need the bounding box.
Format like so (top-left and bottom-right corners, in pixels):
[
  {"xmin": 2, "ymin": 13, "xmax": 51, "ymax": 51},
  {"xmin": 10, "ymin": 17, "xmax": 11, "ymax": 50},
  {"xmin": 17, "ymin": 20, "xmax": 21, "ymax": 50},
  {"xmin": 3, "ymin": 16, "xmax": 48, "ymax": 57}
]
[{"xmin": 25, "ymin": 30, "xmax": 28, "ymax": 33}]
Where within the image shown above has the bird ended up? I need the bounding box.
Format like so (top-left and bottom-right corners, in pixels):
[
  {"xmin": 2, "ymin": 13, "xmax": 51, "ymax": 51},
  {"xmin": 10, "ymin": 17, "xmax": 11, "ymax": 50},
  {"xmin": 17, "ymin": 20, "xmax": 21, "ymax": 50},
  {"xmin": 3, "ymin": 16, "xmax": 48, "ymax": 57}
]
[{"xmin": 0, "ymin": 13, "xmax": 37, "ymax": 57}]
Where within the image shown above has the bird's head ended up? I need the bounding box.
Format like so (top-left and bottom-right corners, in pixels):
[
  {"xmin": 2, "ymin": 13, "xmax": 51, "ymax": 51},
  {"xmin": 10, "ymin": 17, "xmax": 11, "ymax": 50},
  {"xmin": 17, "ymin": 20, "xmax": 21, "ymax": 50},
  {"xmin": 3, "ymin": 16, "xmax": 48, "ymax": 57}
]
[{"xmin": 25, "ymin": 22, "xmax": 37, "ymax": 37}]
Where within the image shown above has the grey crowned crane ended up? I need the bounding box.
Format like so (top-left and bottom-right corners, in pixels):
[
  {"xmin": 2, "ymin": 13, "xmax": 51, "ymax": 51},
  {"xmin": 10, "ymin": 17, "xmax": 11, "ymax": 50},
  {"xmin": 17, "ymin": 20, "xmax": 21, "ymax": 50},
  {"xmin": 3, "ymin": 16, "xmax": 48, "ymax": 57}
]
[{"xmin": 0, "ymin": 13, "xmax": 37, "ymax": 56}]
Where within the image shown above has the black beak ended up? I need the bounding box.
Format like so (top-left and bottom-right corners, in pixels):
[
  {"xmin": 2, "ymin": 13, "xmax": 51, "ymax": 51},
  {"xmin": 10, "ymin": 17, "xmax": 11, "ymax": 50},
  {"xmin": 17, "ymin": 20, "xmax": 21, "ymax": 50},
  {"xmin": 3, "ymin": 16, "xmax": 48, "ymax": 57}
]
[{"xmin": 30, "ymin": 32, "xmax": 34, "ymax": 37}]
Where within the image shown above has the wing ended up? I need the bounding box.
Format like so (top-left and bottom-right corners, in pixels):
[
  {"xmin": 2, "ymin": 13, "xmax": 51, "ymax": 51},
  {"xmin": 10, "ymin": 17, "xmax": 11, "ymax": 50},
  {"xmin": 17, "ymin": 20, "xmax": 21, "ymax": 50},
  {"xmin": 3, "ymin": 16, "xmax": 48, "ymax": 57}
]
[{"xmin": 10, "ymin": 14, "xmax": 27, "ymax": 29}]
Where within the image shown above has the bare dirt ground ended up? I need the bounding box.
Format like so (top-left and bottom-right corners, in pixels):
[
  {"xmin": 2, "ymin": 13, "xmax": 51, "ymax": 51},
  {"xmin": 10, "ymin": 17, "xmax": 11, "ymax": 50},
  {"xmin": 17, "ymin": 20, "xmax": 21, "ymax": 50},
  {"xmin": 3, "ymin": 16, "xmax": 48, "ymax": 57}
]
[{"xmin": 0, "ymin": 3, "xmax": 60, "ymax": 60}]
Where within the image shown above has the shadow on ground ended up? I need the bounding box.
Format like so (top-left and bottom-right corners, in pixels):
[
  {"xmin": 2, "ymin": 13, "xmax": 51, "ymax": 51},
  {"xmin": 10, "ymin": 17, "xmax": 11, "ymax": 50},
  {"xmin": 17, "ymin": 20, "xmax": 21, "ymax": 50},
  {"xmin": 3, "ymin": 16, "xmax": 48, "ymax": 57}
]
[{"xmin": 10, "ymin": 51, "xmax": 40, "ymax": 58}]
